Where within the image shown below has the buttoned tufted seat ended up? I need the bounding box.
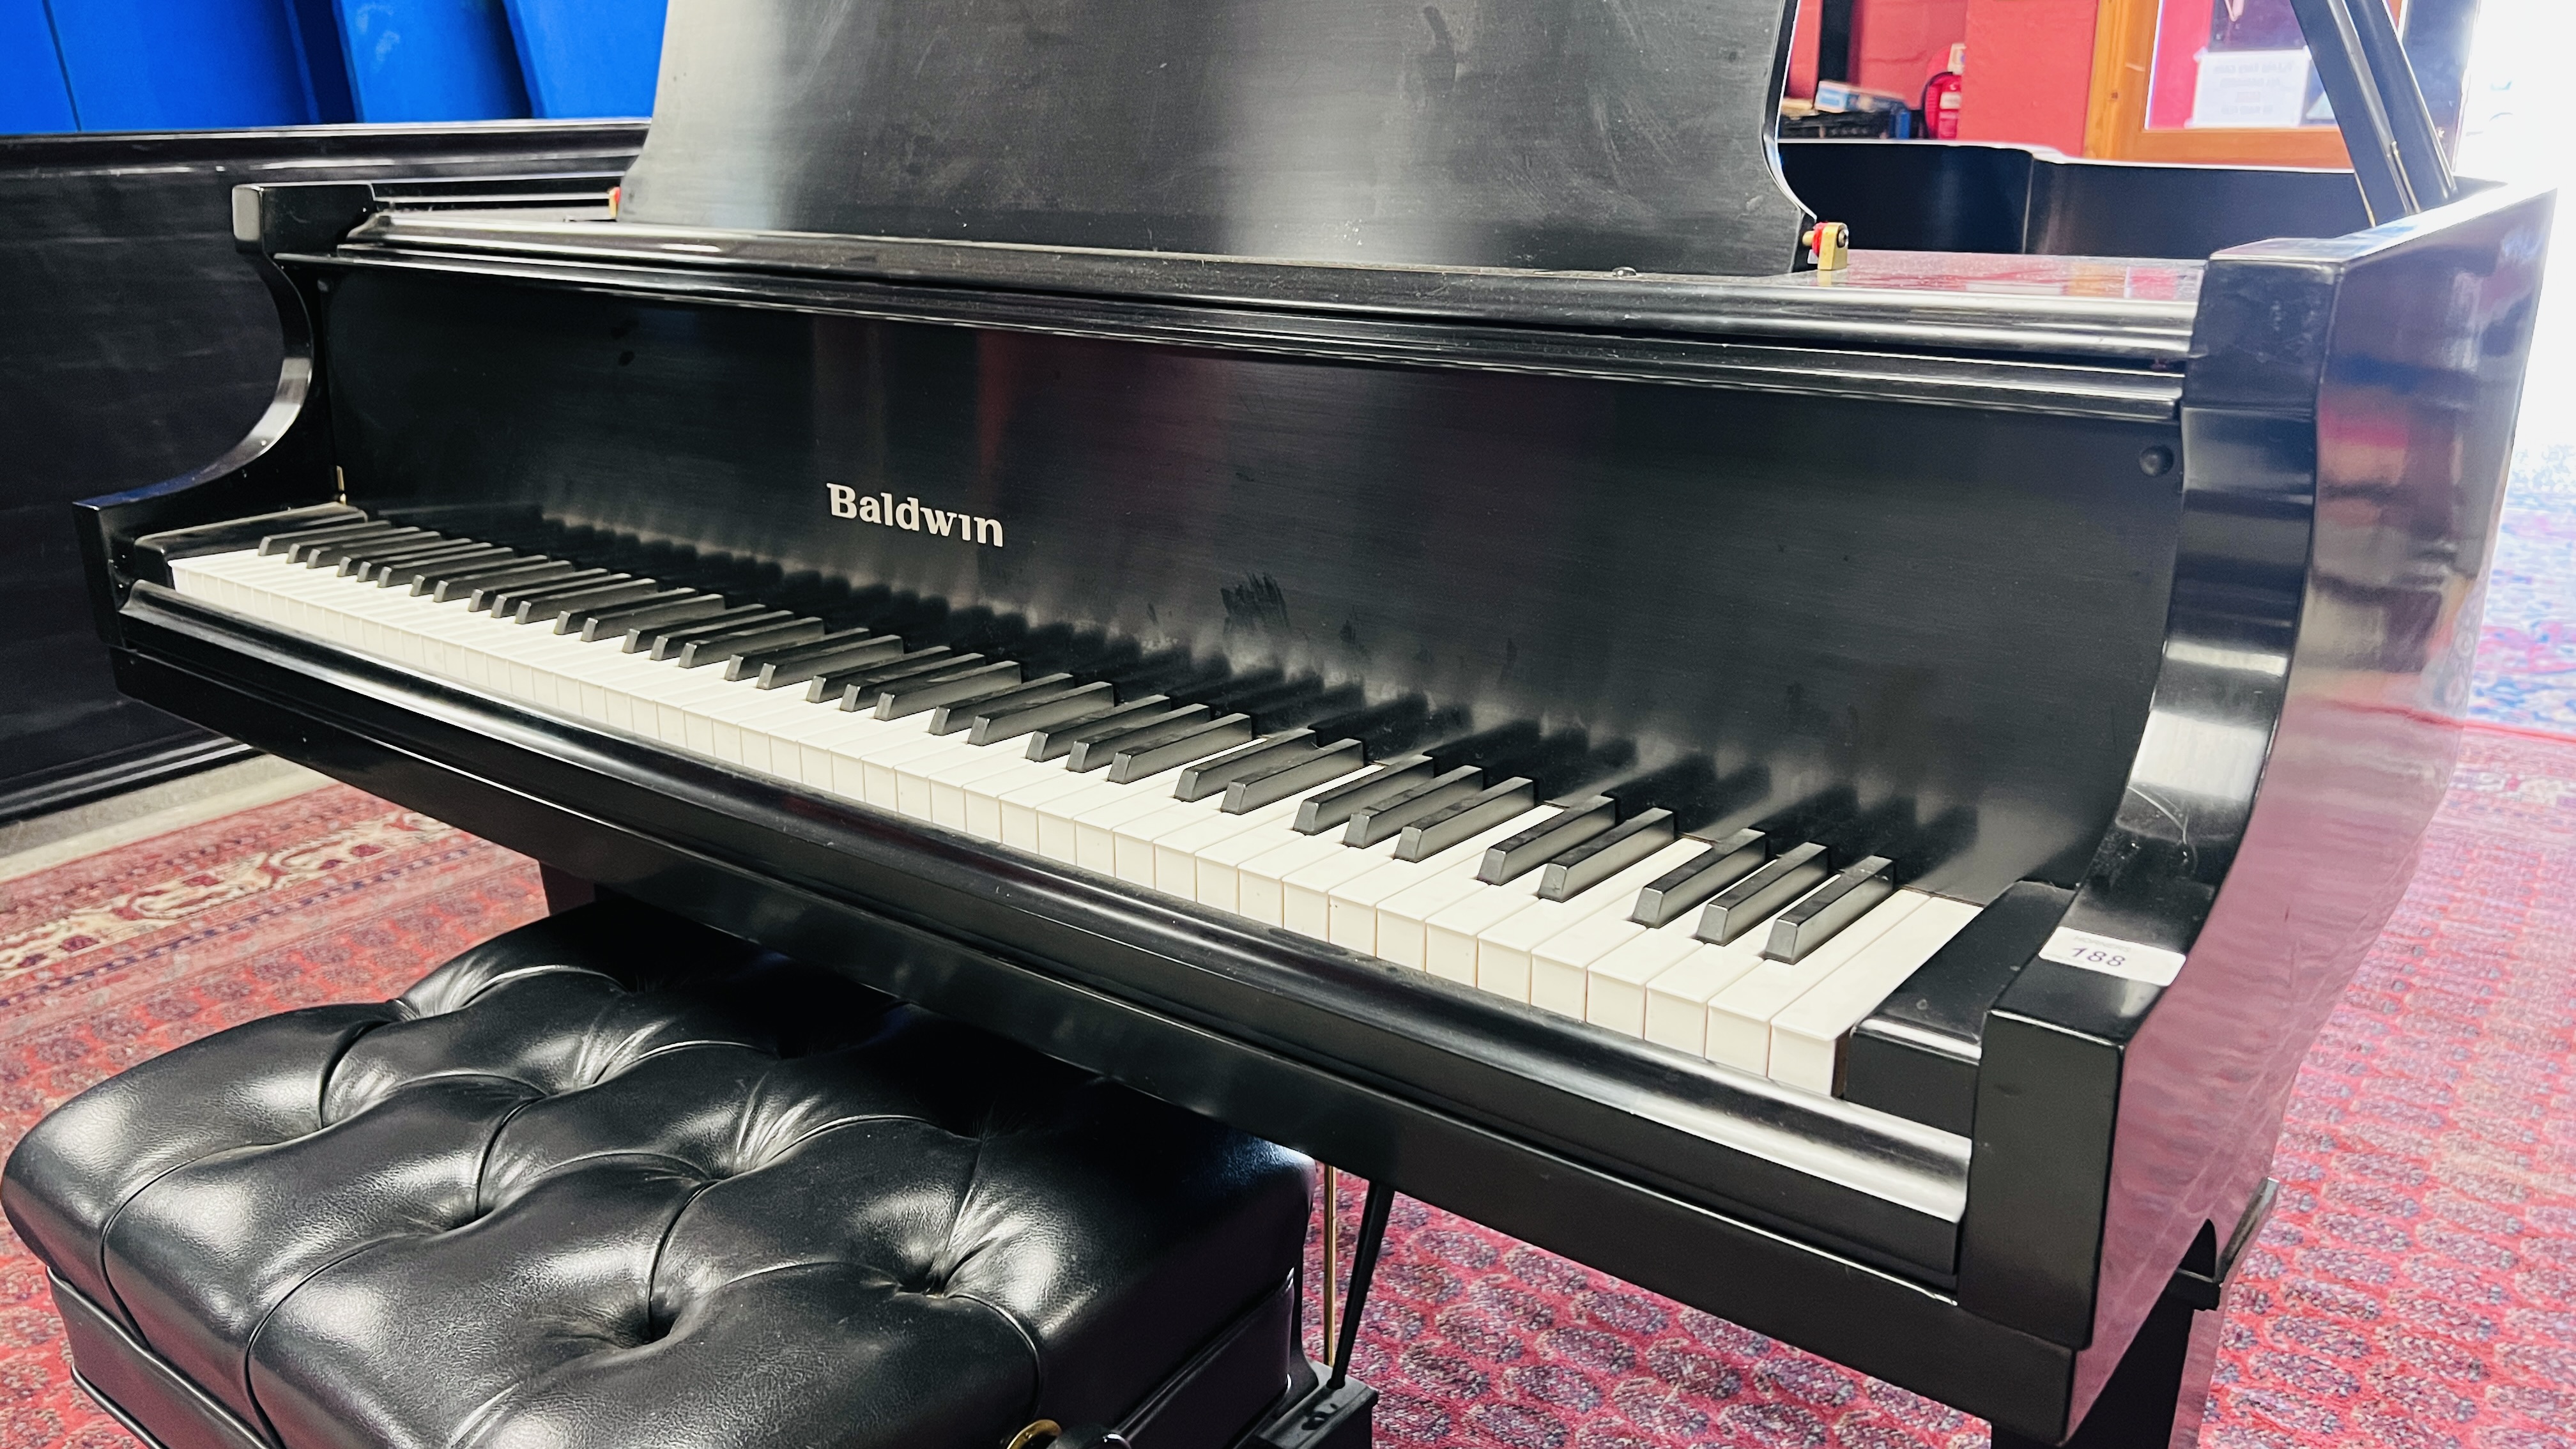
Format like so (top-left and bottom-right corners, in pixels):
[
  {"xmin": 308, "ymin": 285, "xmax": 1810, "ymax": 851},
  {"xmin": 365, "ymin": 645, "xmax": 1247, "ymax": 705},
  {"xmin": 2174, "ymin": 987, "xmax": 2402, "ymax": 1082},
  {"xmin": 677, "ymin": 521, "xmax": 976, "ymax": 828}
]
[{"xmin": 4, "ymin": 901, "xmax": 1315, "ymax": 1449}]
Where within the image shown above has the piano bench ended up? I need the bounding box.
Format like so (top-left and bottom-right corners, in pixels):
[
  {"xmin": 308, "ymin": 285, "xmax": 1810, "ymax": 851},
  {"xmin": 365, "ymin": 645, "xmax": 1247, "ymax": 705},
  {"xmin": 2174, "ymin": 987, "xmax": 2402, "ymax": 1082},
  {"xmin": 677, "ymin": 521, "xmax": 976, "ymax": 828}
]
[{"xmin": 2, "ymin": 900, "xmax": 1315, "ymax": 1449}]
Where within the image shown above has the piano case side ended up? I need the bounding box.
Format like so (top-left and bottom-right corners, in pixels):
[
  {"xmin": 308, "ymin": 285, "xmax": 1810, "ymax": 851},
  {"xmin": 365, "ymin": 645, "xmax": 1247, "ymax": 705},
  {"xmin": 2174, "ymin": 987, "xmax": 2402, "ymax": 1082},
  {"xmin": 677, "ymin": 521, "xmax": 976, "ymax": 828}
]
[{"xmin": 1958, "ymin": 181, "xmax": 2554, "ymax": 1436}]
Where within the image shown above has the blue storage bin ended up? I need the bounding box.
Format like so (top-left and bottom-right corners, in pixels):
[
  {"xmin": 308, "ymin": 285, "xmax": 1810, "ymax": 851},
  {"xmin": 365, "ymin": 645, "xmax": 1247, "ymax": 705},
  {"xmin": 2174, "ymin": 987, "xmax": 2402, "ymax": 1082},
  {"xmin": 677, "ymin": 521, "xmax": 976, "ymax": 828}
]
[
  {"xmin": 503, "ymin": 0, "xmax": 664, "ymax": 118},
  {"xmin": 47, "ymin": 0, "xmax": 321, "ymax": 130},
  {"xmin": 335, "ymin": 0, "xmax": 528, "ymax": 121},
  {"xmin": 0, "ymin": 0, "xmax": 77, "ymax": 132}
]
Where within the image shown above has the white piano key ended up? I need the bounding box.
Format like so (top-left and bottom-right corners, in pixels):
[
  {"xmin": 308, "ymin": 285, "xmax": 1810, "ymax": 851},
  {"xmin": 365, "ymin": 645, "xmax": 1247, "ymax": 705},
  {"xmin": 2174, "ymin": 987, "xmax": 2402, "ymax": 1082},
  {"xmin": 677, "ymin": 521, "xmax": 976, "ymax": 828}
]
[
  {"xmin": 1149, "ymin": 797, "xmax": 1306, "ymax": 898},
  {"xmin": 1480, "ymin": 838, "xmax": 1710, "ymax": 1007},
  {"xmin": 1701, "ymin": 891, "xmax": 1929, "ymax": 1077},
  {"xmin": 1232, "ymin": 829, "xmax": 1388, "ymax": 928},
  {"xmin": 1106, "ymin": 793, "xmax": 1229, "ymax": 885},
  {"xmin": 1581, "ymin": 926, "xmax": 1711, "ymax": 1038},
  {"xmin": 857, "ymin": 730, "xmax": 972, "ymax": 811},
  {"xmin": 1278, "ymin": 831, "xmax": 1420, "ymax": 940},
  {"xmin": 1767, "ymin": 895, "xmax": 1981, "ymax": 1095},
  {"xmin": 1190, "ymin": 808, "xmax": 1326, "ymax": 913},
  {"xmin": 963, "ymin": 753, "xmax": 1080, "ymax": 839},
  {"xmin": 1374, "ymin": 855, "xmax": 1531, "ymax": 976},
  {"xmin": 1324, "ymin": 808, "xmax": 1553, "ymax": 956},
  {"xmin": 998, "ymin": 769, "xmax": 1107, "ymax": 854},
  {"xmin": 1639, "ymin": 932, "xmax": 1775, "ymax": 1057},
  {"xmin": 928, "ymin": 746, "xmax": 1052, "ymax": 833},
  {"xmin": 888, "ymin": 733, "xmax": 991, "ymax": 817},
  {"xmin": 1063, "ymin": 776, "xmax": 1200, "ymax": 875},
  {"xmin": 1032, "ymin": 768, "xmax": 1165, "ymax": 862}
]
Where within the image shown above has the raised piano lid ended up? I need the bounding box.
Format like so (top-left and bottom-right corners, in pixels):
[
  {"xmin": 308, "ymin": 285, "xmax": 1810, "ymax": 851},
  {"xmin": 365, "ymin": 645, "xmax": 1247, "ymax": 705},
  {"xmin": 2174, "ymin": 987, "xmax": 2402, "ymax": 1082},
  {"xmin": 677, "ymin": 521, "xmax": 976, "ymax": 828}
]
[{"xmin": 617, "ymin": 0, "xmax": 1814, "ymax": 277}]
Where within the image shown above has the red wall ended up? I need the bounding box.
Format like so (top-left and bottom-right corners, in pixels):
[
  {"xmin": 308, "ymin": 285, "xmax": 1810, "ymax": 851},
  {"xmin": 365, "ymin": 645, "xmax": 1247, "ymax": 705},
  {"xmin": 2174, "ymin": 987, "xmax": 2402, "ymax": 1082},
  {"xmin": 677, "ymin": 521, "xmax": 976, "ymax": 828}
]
[
  {"xmin": 1956, "ymin": 0, "xmax": 2100, "ymax": 154},
  {"xmin": 1791, "ymin": 0, "xmax": 2104, "ymax": 156},
  {"xmin": 1788, "ymin": 0, "xmax": 1824, "ymax": 101},
  {"xmin": 1851, "ymin": 0, "xmax": 1970, "ymax": 107}
]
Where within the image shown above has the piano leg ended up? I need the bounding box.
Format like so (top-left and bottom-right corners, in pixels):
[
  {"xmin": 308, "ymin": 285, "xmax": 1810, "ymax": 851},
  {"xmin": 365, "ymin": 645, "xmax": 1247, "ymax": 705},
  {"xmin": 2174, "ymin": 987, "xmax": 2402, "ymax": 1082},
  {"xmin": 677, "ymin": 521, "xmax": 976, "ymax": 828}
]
[
  {"xmin": 538, "ymin": 862, "xmax": 597, "ymax": 914},
  {"xmin": 1990, "ymin": 1280, "xmax": 2224, "ymax": 1449}
]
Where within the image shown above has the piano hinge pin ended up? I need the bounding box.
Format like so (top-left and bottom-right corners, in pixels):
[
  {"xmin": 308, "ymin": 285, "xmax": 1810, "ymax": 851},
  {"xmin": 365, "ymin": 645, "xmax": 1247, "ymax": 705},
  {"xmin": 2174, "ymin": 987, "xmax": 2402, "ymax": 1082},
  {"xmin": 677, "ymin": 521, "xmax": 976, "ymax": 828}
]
[{"xmin": 1803, "ymin": 222, "xmax": 1850, "ymax": 272}]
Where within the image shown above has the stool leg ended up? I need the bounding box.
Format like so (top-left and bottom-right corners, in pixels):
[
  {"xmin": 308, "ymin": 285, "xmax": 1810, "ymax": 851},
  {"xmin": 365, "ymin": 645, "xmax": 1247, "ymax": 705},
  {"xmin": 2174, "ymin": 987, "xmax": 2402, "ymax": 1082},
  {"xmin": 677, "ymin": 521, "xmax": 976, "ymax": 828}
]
[
  {"xmin": 1318, "ymin": 1166, "xmax": 1339, "ymax": 1355},
  {"xmin": 1326, "ymin": 1180, "xmax": 1395, "ymax": 1392},
  {"xmin": 538, "ymin": 864, "xmax": 595, "ymax": 914},
  {"xmin": 1989, "ymin": 1287, "xmax": 2222, "ymax": 1449}
]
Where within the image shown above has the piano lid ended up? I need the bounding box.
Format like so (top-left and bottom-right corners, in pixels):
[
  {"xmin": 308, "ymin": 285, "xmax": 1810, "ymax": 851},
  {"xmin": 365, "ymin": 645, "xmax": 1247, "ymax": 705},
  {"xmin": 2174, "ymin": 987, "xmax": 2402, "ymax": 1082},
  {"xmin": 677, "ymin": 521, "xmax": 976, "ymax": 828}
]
[{"xmin": 618, "ymin": 0, "xmax": 1815, "ymax": 277}]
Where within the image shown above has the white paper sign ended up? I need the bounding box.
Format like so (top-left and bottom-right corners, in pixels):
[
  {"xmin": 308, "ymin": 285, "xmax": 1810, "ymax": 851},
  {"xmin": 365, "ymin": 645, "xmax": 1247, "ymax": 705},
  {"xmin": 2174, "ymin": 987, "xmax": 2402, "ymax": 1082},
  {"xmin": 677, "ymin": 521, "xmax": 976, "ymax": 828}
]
[
  {"xmin": 2039, "ymin": 927, "xmax": 2188, "ymax": 987},
  {"xmin": 2189, "ymin": 49, "xmax": 2313, "ymax": 130}
]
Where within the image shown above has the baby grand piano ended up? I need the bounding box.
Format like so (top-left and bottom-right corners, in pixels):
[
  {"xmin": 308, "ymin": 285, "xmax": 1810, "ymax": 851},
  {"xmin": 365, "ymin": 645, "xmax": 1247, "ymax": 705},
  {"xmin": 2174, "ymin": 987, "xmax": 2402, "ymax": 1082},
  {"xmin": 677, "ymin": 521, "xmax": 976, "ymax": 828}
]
[{"xmin": 71, "ymin": 0, "xmax": 2549, "ymax": 1443}]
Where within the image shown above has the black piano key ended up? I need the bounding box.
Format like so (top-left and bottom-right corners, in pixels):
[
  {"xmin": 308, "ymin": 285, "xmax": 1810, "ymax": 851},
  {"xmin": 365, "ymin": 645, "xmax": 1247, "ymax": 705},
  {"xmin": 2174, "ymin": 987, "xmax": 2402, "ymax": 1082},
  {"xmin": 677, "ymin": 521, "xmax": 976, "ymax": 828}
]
[
  {"xmin": 581, "ymin": 593, "xmax": 727, "ymax": 642},
  {"xmin": 804, "ymin": 646, "xmax": 955, "ymax": 701},
  {"xmin": 642, "ymin": 608, "xmax": 791, "ymax": 659},
  {"xmin": 257, "ymin": 518, "xmax": 386, "ymax": 556},
  {"xmin": 1539, "ymin": 808, "xmax": 1677, "ymax": 901},
  {"xmin": 1629, "ymin": 829, "xmax": 1767, "ymax": 927},
  {"xmin": 298, "ymin": 527, "xmax": 439, "ymax": 568},
  {"xmin": 459, "ymin": 564, "xmax": 596, "ymax": 609},
  {"xmin": 1066, "ymin": 705, "xmax": 1214, "ymax": 772},
  {"xmin": 427, "ymin": 558, "xmax": 572, "ymax": 601},
  {"xmin": 1223, "ymin": 739, "xmax": 1367, "ymax": 813},
  {"xmin": 1477, "ymin": 796, "xmax": 1617, "ymax": 884},
  {"xmin": 480, "ymin": 571, "xmax": 626, "ymax": 616},
  {"xmin": 969, "ymin": 682, "xmax": 1119, "ymax": 745},
  {"xmin": 830, "ymin": 653, "xmax": 991, "ymax": 709},
  {"xmin": 1028, "ymin": 697, "xmax": 1181, "ymax": 763},
  {"xmin": 1763, "ymin": 856, "xmax": 1898, "ymax": 963},
  {"xmin": 367, "ymin": 543, "xmax": 514, "ymax": 585},
  {"xmin": 1344, "ymin": 766, "xmax": 1484, "ymax": 847},
  {"xmin": 277, "ymin": 521, "xmax": 411, "ymax": 562},
  {"xmin": 1174, "ymin": 730, "xmax": 1318, "ymax": 802},
  {"xmin": 928, "ymin": 674, "xmax": 1074, "ymax": 733},
  {"xmin": 1106, "ymin": 713, "xmax": 1256, "ymax": 784},
  {"xmin": 872, "ymin": 660, "xmax": 1023, "ymax": 718},
  {"xmin": 558, "ymin": 588, "xmax": 708, "ymax": 636},
  {"xmin": 1695, "ymin": 841, "xmax": 1832, "ymax": 945},
  {"xmin": 809, "ymin": 648, "xmax": 962, "ymax": 703},
  {"xmin": 677, "ymin": 617, "xmax": 824, "ymax": 668},
  {"xmin": 307, "ymin": 526, "xmax": 450, "ymax": 569},
  {"xmin": 1844, "ymin": 882, "xmax": 2070, "ymax": 1135},
  {"xmin": 732, "ymin": 630, "xmax": 900, "ymax": 684},
  {"xmin": 1292, "ymin": 755, "xmax": 1436, "ymax": 834},
  {"xmin": 515, "ymin": 578, "xmax": 667, "ymax": 625},
  {"xmin": 335, "ymin": 535, "xmax": 469, "ymax": 576},
  {"xmin": 1397, "ymin": 777, "xmax": 1537, "ymax": 862}
]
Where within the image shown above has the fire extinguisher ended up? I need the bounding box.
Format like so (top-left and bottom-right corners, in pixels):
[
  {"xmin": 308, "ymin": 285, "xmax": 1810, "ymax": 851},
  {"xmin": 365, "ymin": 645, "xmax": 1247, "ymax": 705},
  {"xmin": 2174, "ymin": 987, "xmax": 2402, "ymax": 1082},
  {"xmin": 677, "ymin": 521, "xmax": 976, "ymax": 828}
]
[{"xmin": 1922, "ymin": 42, "xmax": 1965, "ymax": 140}]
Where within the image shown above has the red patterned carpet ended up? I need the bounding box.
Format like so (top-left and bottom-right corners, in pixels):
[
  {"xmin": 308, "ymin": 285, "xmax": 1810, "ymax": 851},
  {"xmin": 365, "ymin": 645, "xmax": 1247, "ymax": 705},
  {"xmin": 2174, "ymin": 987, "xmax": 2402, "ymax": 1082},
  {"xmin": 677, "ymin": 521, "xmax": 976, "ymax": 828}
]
[{"xmin": 3, "ymin": 726, "xmax": 2574, "ymax": 1447}]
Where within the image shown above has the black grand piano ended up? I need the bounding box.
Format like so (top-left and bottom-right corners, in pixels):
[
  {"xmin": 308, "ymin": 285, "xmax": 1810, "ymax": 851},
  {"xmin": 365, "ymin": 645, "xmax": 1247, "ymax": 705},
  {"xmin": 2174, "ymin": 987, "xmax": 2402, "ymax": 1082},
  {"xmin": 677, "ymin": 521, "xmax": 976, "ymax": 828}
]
[{"xmin": 69, "ymin": 0, "xmax": 2549, "ymax": 1443}]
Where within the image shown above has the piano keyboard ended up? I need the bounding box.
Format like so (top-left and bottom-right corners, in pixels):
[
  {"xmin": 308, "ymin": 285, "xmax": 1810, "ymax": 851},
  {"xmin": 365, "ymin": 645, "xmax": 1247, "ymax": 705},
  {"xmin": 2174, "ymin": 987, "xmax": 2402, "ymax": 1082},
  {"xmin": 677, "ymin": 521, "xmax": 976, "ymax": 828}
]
[{"xmin": 165, "ymin": 516, "xmax": 1983, "ymax": 1100}]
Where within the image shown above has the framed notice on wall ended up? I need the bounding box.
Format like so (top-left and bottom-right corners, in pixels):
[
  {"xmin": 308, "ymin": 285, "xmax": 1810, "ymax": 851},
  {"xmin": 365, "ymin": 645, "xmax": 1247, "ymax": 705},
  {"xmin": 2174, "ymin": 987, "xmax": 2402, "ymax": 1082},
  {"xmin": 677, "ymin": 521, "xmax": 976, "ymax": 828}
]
[{"xmin": 2085, "ymin": 0, "xmax": 2400, "ymax": 165}]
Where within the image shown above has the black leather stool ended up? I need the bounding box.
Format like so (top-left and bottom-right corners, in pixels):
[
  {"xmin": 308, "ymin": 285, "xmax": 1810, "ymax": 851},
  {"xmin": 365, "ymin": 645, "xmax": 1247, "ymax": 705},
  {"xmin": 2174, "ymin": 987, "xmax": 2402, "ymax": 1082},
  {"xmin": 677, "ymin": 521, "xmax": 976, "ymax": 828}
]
[{"xmin": 4, "ymin": 902, "xmax": 1315, "ymax": 1449}]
